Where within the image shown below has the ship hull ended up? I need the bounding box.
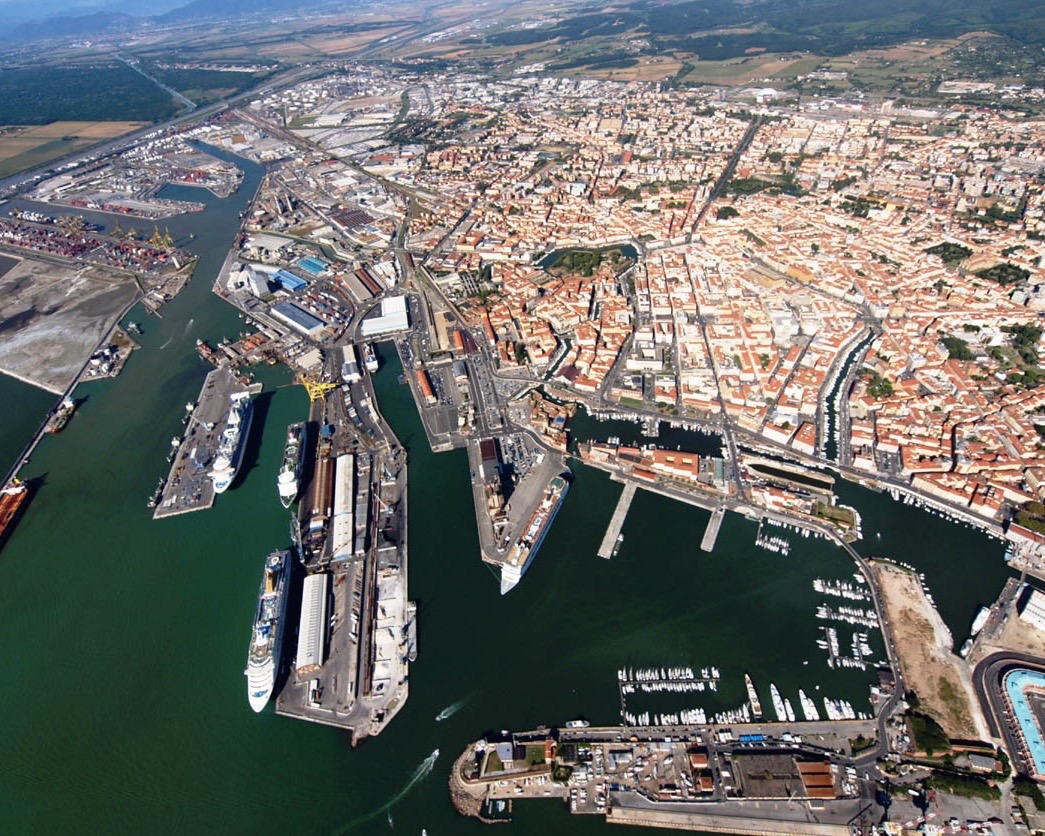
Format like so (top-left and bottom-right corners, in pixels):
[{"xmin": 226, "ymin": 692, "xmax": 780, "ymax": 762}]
[
  {"xmin": 276, "ymin": 422, "xmax": 305, "ymax": 508},
  {"xmin": 212, "ymin": 397, "xmax": 253, "ymax": 494},
  {"xmin": 500, "ymin": 476, "xmax": 569, "ymax": 595},
  {"xmin": 246, "ymin": 551, "xmax": 291, "ymax": 713}
]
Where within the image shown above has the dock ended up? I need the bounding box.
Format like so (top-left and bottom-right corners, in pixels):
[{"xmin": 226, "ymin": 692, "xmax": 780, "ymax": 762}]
[
  {"xmin": 153, "ymin": 365, "xmax": 257, "ymax": 519},
  {"xmin": 598, "ymin": 482, "xmax": 637, "ymax": 559},
  {"xmin": 700, "ymin": 506, "xmax": 725, "ymax": 552}
]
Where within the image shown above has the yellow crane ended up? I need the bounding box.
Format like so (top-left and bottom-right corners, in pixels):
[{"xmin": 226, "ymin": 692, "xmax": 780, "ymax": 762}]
[
  {"xmin": 149, "ymin": 226, "xmax": 175, "ymax": 249},
  {"xmin": 298, "ymin": 376, "xmax": 337, "ymax": 402}
]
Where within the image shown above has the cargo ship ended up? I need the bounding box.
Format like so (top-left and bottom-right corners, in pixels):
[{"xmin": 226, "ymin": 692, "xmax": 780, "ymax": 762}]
[
  {"xmin": 211, "ymin": 392, "xmax": 253, "ymax": 494},
  {"xmin": 0, "ymin": 479, "xmax": 28, "ymax": 545},
  {"xmin": 277, "ymin": 422, "xmax": 305, "ymax": 508},
  {"xmin": 744, "ymin": 673, "xmax": 763, "ymax": 720},
  {"xmin": 245, "ymin": 550, "xmax": 291, "ymax": 713},
  {"xmin": 500, "ymin": 474, "xmax": 568, "ymax": 595},
  {"xmin": 46, "ymin": 396, "xmax": 78, "ymax": 433}
]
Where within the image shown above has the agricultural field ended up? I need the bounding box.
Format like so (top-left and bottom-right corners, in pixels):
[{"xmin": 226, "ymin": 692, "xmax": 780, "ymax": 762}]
[{"xmin": 0, "ymin": 121, "xmax": 145, "ymax": 178}]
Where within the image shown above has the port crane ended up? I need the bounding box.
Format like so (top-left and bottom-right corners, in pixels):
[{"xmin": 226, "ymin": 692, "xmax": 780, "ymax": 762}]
[
  {"xmin": 298, "ymin": 376, "xmax": 338, "ymax": 402},
  {"xmin": 148, "ymin": 226, "xmax": 176, "ymax": 249}
]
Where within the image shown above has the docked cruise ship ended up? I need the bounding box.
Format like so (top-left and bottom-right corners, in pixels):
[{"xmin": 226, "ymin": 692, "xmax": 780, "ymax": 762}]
[
  {"xmin": 246, "ymin": 551, "xmax": 291, "ymax": 712},
  {"xmin": 500, "ymin": 474, "xmax": 568, "ymax": 595},
  {"xmin": 210, "ymin": 392, "xmax": 253, "ymax": 494},
  {"xmin": 277, "ymin": 422, "xmax": 305, "ymax": 508}
]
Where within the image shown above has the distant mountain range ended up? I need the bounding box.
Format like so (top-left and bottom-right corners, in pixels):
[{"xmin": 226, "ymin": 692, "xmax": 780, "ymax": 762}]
[{"xmin": 0, "ymin": 0, "xmax": 342, "ymax": 41}]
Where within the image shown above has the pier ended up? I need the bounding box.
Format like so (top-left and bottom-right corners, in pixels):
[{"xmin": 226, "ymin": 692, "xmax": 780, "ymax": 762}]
[
  {"xmin": 700, "ymin": 506, "xmax": 725, "ymax": 552},
  {"xmin": 598, "ymin": 482, "xmax": 637, "ymax": 559},
  {"xmin": 153, "ymin": 365, "xmax": 257, "ymax": 519}
]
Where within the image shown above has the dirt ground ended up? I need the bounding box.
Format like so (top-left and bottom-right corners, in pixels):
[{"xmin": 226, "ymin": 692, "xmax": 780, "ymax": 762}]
[
  {"xmin": 873, "ymin": 560, "xmax": 987, "ymax": 741},
  {"xmin": 0, "ymin": 122, "xmax": 144, "ymax": 161},
  {"xmin": 0, "ymin": 254, "xmax": 139, "ymax": 392}
]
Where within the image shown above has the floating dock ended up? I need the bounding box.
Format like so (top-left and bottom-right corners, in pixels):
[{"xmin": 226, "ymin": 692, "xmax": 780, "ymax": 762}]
[
  {"xmin": 598, "ymin": 482, "xmax": 637, "ymax": 559},
  {"xmin": 700, "ymin": 506, "xmax": 725, "ymax": 552},
  {"xmin": 153, "ymin": 365, "xmax": 257, "ymax": 519}
]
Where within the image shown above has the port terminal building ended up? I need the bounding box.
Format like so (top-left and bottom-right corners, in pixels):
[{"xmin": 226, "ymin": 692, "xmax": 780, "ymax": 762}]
[{"xmin": 360, "ymin": 295, "xmax": 409, "ymax": 338}]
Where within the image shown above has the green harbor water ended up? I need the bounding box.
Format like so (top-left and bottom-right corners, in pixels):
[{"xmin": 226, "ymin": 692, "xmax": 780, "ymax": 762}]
[{"xmin": 0, "ymin": 150, "xmax": 1017, "ymax": 835}]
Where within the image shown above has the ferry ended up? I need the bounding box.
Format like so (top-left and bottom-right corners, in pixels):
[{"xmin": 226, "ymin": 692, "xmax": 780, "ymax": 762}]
[
  {"xmin": 363, "ymin": 342, "xmax": 378, "ymax": 373},
  {"xmin": 970, "ymin": 606, "xmax": 990, "ymax": 636},
  {"xmin": 245, "ymin": 550, "xmax": 291, "ymax": 712},
  {"xmin": 564, "ymin": 719, "xmax": 590, "ymax": 729},
  {"xmin": 500, "ymin": 474, "xmax": 568, "ymax": 595},
  {"xmin": 277, "ymin": 422, "xmax": 305, "ymax": 508},
  {"xmin": 744, "ymin": 673, "xmax": 763, "ymax": 719}
]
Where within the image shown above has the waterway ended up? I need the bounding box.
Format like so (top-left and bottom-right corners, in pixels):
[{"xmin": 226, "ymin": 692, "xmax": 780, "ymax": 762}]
[{"xmin": 0, "ymin": 146, "xmax": 1019, "ymax": 835}]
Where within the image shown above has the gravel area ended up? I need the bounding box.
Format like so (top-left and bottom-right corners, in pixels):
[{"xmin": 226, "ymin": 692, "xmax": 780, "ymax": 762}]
[{"xmin": 0, "ymin": 255, "xmax": 138, "ymax": 392}]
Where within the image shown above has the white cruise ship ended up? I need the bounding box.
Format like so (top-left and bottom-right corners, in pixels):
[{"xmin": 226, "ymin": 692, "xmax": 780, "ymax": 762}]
[
  {"xmin": 211, "ymin": 392, "xmax": 253, "ymax": 494},
  {"xmin": 277, "ymin": 422, "xmax": 305, "ymax": 508},
  {"xmin": 500, "ymin": 475, "xmax": 568, "ymax": 595},
  {"xmin": 246, "ymin": 551, "xmax": 291, "ymax": 712}
]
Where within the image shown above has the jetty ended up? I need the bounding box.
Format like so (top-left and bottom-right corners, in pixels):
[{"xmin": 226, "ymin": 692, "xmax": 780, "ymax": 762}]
[
  {"xmin": 153, "ymin": 365, "xmax": 258, "ymax": 519},
  {"xmin": 598, "ymin": 482, "xmax": 637, "ymax": 559},
  {"xmin": 700, "ymin": 506, "xmax": 725, "ymax": 552}
]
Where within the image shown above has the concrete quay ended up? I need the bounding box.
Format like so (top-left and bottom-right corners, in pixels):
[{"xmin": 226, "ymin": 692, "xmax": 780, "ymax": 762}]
[
  {"xmin": 598, "ymin": 482, "xmax": 636, "ymax": 559},
  {"xmin": 701, "ymin": 506, "xmax": 726, "ymax": 552},
  {"xmin": 153, "ymin": 365, "xmax": 257, "ymax": 519},
  {"xmin": 606, "ymin": 798, "xmax": 855, "ymax": 835}
]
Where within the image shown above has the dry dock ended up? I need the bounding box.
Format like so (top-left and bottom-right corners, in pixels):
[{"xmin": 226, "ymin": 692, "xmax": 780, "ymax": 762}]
[
  {"xmin": 700, "ymin": 506, "xmax": 725, "ymax": 552},
  {"xmin": 153, "ymin": 365, "xmax": 258, "ymax": 519},
  {"xmin": 598, "ymin": 482, "xmax": 637, "ymax": 559}
]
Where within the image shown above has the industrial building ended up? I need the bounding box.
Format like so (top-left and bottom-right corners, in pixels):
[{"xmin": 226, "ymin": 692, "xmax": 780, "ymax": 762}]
[
  {"xmin": 271, "ymin": 301, "xmax": 327, "ymax": 337},
  {"xmin": 295, "ymin": 572, "xmax": 329, "ymax": 676},
  {"xmin": 1018, "ymin": 586, "xmax": 1045, "ymax": 634},
  {"xmin": 331, "ymin": 454, "xmax": 355, "ymax": 562},
  {"xmin": 360, "ymin": 294, "xmax": 409, "ymax": 337}
]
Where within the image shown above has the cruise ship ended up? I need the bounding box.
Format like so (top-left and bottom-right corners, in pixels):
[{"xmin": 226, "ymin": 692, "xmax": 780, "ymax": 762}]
[
  {"xmin": 246, "ymin": 550, "xmax": 291, "ymax": 712},
  {"xmin": 277, "ymin": 422, "xmax": 305, "ymax": 508},
  {"xmin": 500, "ymin": 474, "xmax": 568, "ymax": 595},
  {"xmin": 210, "ymin": 392, "xmax": 253, "ymax": 494},
  {"xmin": 744, "ymin": 673, "xmax": 763, "ymax": 720}
]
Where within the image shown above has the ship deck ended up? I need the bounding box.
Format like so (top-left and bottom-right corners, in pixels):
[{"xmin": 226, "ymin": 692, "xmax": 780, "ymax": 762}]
[{"xmin": 153, "ymin": 366, "xmax": 259, "ymax": 520}]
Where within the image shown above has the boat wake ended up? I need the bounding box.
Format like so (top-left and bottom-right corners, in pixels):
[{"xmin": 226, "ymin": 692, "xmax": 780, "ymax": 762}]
[
  {"xmin": 386, "ymin": 810, "xmax": 394, "ymax": 829},
  {"xmin": 184, "ymin": 317, "xmax": 194, "ymax": 333},
  {"xmin": 331, "ymin": 749, "xmax": 440, "ymax": 834},
  {"xmin": 436, "ymin": 698, "xmax": 468, "ymax": 722},
  {"xmin": 159, "ymin": 337, "xmax": 173, "ymax": 350}
]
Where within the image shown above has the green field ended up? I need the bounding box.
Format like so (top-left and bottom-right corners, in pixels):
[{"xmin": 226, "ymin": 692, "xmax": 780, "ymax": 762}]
[{"xmin": 0, "ymin": 65, "xmax": 179, "ymax": 125}]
